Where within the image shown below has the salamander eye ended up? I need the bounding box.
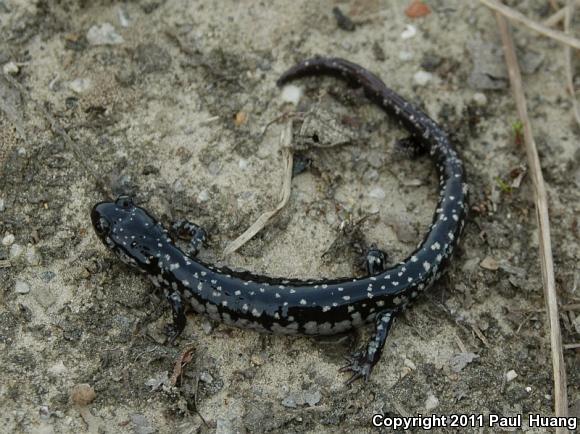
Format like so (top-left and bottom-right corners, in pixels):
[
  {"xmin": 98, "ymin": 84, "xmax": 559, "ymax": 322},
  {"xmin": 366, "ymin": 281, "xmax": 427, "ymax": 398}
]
[
  {"xmin": 115, "ymin": 196, "xmax": 133, "ymax": 209},
  {"xmin": 95, "ymin": 217, "xmax": 110, "ymax": 235}
]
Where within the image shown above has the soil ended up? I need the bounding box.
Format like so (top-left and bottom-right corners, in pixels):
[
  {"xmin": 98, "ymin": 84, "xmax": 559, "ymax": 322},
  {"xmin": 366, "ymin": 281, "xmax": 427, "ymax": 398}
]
[{"xmin": 0, "ymin": 1, "xmax": 579, "ymax": 433}]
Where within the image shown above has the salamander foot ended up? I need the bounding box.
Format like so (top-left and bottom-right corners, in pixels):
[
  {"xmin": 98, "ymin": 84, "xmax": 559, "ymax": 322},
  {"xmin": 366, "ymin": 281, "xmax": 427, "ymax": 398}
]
[
  {"xmin": 171, "ymin": 220, "xmax": 207, "ymax": 257},
  {"xmin": 396, "ymin": 135, "xmax": 427, "ymax": 159},
  {"xmin": 339, "ymin": 310, "xmax": 396, "ymax": 385},
  {"xmin": 365, "ymin": 244, "xmax": 388, "ymax": 276},
  {"xmin": 164, "ymin": 290, "xmax": 186, "ymax": 345}
]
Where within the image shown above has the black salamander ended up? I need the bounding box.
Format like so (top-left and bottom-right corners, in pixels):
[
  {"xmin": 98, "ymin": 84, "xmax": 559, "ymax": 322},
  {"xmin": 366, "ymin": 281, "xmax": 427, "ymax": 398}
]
[{"xmin": 91, "ymin": 57, "xmax": 468, "ymax": 383}]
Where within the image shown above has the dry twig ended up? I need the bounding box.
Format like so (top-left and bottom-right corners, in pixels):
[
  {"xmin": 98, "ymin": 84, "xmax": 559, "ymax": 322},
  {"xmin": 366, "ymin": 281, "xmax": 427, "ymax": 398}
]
[
  {"xmin": 543, "ymin": 2, "xmax": 580, "ymax": 27},
  {"xmin": 223, "ymin": 120, "xmax": 294, "ymax": 256},
  {"xmin": 564, "ymin": 1, "xmax": 580, "ymax": 126},
  {"xmin": 480, "ymin": 0, "xmax": 580, "ymax": 49},
  {"xmin": 494, "ymin": 13, "xmax": 568, "ymax": 427},
  {"xmin": 2, "ymin": 73, "xmax": 110, "ymax": 197}
]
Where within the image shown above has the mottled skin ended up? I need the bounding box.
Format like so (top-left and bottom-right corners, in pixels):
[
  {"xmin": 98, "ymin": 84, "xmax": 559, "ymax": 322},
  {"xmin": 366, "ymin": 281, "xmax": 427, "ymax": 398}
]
[{"xmin": 91, "ymin": 58, "xmax": 468, "ymax": 383}]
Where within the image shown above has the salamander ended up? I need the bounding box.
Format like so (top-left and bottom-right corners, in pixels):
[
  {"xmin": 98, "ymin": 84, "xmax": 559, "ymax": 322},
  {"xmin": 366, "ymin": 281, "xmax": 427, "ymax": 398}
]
[{"xmin": 91, "ymin": 57, "xmax": 468, "ymax": 383}]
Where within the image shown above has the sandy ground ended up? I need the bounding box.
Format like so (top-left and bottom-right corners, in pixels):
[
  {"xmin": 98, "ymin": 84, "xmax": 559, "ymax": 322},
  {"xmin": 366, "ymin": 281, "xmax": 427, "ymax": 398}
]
[{"xmin": 0, "ymin": 0, "xmax": 579, "ymax": 433}]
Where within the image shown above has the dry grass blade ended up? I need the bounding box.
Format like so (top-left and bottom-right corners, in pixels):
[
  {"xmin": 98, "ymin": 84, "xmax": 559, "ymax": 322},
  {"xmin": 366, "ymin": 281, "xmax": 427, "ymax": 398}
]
[
  {"xmin": 223, "ymin": 120, "xmax": 294, "ymax": 256},
  {"xmin": 480, "ymin": 0, "xmax": 580, "ymax": 50},
  {"xmin": 494, "ymin": 13, "xmax": 569, "ymax": 429},
  {"xmin": 564, "ymin": 1, "xmax": 580, "ymax": 126},
  {"xmin": 543, "ymin": 2, "xmax": 580, "ymax": 27}
]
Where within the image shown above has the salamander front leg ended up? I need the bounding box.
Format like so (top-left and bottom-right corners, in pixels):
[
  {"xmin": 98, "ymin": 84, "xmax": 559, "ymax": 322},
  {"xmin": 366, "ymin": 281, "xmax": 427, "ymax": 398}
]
[
  {"xmin": 365, "ymin": 244, "xmax": 388, "ymax": 276},
  {"xmin": 164, "ymin": 290, "xmax": 186, "ymax": 344},
  {"xmin": 171, "ymin": 220, "xmax": 207, "ymax": 257},
  {"xmin": 340, "ymin": 310, "xmax": 396, "ymax": 385},
  {"xmin": 396, "ymin": 135, "xmax": 427, "ymax": 159}
]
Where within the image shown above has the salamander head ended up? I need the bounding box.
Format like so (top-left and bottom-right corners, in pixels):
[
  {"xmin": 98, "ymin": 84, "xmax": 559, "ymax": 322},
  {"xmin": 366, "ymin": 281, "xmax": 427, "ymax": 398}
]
[{"xmin": 91, "ymin": 196, "xmax": 166, "ymax": 271}]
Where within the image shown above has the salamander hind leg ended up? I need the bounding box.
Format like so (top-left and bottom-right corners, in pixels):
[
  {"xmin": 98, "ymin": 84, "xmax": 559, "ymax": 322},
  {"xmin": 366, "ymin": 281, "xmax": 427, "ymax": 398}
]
[
  {"xmin": 340, "ymin": 310, "xmax": 396, "ymax": 385},
  {"xmin": 164, "ymin": 290, "xmax": 186, "ymax": 344},
  {"xmin": 364, "ymin": 244, "xmax": 388, "ymax": 276},
  {"xmin": 171, "ymin": 220, "xmax": 207, "ymax": 257}
]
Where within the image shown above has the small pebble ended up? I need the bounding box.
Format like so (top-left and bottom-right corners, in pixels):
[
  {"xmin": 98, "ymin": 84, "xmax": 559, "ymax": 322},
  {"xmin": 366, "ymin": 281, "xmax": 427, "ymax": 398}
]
[
  {"xmin": 199, "ymin": 372, "xmax": 213, "ymax": 384},
  {"xmin": 216, "ymin": 417, "xmax": 234, "ymax": 434},
  {"xmin": 26, "ymin": 246, "xmax": 41, "ymax": 266},
  {"xmin": 325, "ymin": 212, "xmax": 337, "ymax": 226},
  {"xmin": 145, "ymin": 372, "xmax": 169, "ymax": 391},
  {"xmin": 87, "ymin": 23, "xmax": 124, "ymax": 45},
  {"xmin": 302, "ymin": 389, "xmax": 321, "ymax": 407},
  {"xmin": 3, "ymin": 61, "xmax": 19, "ymax": 75},
  {"xmin": 70, "ymin": 384, "xmax": 96, "ymax": 406},
  {"xmin": 201, "ymin": 319, "xmax": 213, "ymax": 334},
  {"xmin": 238, "ymin": 159, "xmax": 249, "ymax": 170},
  {"xmin": 69, "ymin": 78, "xmax": 91, "ymax": 94},
  {"xmin": 234, "ymin": 111, "xmax": 247, "ymax": 126},
  {"xmin": 280, "ymin": 84, "xmax": 303, "ymax": 105},
  {"xmin": 401, "ymin": 24, "xmax": 417, "ymax": 39},
  {"xmin": 15, "ymin": 281, "xmax": 31, "ymax": 294},
  {"xmin": 39, "ymin": 405, "xmax": 51, "ymax": 420},
  {"xmin": 48, "ymin": 360, "xmax": 67, "ymax": 375},
  {"xmin": 282, "ymin": 389, "xmax": 321, "ymax": 408},
  {"xmin": 197, "ymin": 190, "xmax": 209, "ymax": 202},
  {"xmin": 405, "ymin": 0, "xmax": 431, "ymax": 18},
  {"xmin": 505, "ymin": 370, "xmax": 518, "ymax": 382},
  {"xmin": 413, "ymin": 70, "xmax": 433, "ymax": 86},
  {"xmin": 10, "ymin": 243, "xmax": 23, "ymax": 259},
  {"xmin": 480, "ymin": 256, "xmax": 499, "ymax": 271},
  {"xmin": 449, "ymin": 352, "xmax": 479, "ymax": 373},
  {"xmin": 363, "ymin": 168, "xmax": 379, "ymax": 182},
  {"xmin": 0, "ymin": 198, "xmax": 5, "ymax": 212},
  {"xmin": 281, "ymin": 396, "xmax": 297, "ymax": 408},
  {"xmin": 208, "ymin": 161, "xmax": 221, "ymax": 176},
  {"xmin": 425, "ymin": 394, "xmax": 439, "ymax": 410},
  {"xmin": 399, "ymin": 50, "xmax": 414, "ymax": 61},
  {"xmin": 404, "ymin": 358, "xmax": 416, "ymax": 370},
  {"xmin": 472, "ymin": 92, "xmax": 488, "ymax": 106},
  {"xmin": 368, "ymin": 186, "xmax": 386, "ymax": 199},
  {"xmin": 2, "ymin": 233, "xmax": 15, "ymax": 246},
  {"xmin": 131, "ymin": 414, "xmax": 155, "ymax": 434}
]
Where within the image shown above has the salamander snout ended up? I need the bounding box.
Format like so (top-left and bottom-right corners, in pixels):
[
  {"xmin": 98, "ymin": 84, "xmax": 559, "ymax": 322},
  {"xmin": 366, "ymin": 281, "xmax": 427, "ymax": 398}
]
[
  {"xmin": 91, "ymin": 196, "xmax": 137, "ymax": 244},
  {"xmin": 91, "ymin": 202, "xmax": 112, "ymax": 238}
]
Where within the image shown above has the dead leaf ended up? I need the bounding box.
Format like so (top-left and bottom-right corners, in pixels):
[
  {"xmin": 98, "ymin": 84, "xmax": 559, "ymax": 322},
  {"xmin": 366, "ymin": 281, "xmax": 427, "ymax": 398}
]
[{"xmin": 170, "ymin": 346, "xmax": 195, "ymax": 386}]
